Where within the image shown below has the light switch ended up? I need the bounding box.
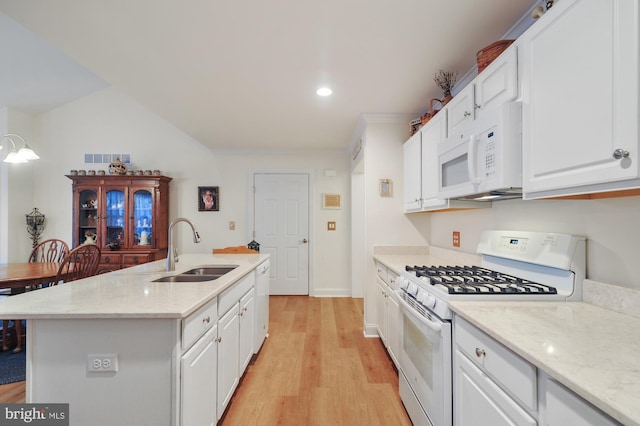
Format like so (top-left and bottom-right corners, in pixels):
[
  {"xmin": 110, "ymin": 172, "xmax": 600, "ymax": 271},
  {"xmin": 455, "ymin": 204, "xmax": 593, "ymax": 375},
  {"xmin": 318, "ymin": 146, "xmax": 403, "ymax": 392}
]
[
  {"xmin": 327, "ymin": 221, "xmax": 336, "ymax": 231},
  {"xmin": 229, "ymin": 221, "xmax": 236, "ymax": 230}
]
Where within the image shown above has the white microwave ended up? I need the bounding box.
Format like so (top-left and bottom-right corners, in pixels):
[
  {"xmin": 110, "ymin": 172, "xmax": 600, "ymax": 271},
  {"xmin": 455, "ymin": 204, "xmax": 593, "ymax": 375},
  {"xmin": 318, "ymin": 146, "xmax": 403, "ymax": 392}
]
[{"xmin": 438, "ymin": 102, "xmax": 522, "ymax": 201}]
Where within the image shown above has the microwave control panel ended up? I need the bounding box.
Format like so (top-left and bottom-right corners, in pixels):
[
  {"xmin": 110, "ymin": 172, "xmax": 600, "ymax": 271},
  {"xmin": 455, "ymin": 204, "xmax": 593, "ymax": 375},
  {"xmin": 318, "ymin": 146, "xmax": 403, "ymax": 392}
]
[{"xmin": 481, "ymin": 125, "xmax": 498, "ymax": 179}]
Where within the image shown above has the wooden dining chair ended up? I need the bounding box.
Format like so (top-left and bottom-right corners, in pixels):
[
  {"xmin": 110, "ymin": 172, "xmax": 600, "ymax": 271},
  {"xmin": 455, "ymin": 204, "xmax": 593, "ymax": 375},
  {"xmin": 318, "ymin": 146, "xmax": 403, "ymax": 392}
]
[
  {"xmin": 29, "ymin": 238, "xmax": 69, "ymax": 264},
  {"xmin": 2, "ymin": 239, "xmax": 71, "ymax": 353},
  {"xmin": 54, "ymin": 244, "xmax": 102, "ymax": 284}
]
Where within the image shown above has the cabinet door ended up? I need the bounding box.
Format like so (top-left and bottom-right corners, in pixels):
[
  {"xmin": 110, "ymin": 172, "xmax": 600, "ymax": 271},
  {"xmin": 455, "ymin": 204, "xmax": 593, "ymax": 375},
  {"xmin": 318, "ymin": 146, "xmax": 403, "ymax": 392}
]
[
  {"xmin": 131, "ymin": 187, "xmax": 154, "ymax": 247},
  {"xmin": 375, "ymin": 279, "xmax": 387, "ymax": 344},
  {"xmin": 103, "ymin": 187, "xmax": 127, "ymax": 248},
  {"xmin": 447, "ymin": 84, "xmax": 475, "ymax": 137},
  {"xmin": 475, "ymin": 45, "xmax": 518, "ymax": 115},
  {"xmin": 420, "ymin": 110, "xmax": 450, "ymax": 210},
  {"xmin": 403, "ymin": 132, "xmax": 422, "ymax": 212},
  {"xmin": 217, "ymin": 304, "xmax": 240, "ymax": 420},
  {"xmin": 386, "ymin": 287, "xmax": 401, "ymax": 368},
  {"xmin": 521, "ymin": 0, "xmax": 640, "ymax": 198},
  {"xmin": 454, "ymin": 351, "xmax": 537, "ymax": 426},
  {"xmin": 239, "ymin": 290, "xmax": 254, "ymax": 375},
  {"xmin": 75, "ymin": 187, "xmax": 100, "ymax": 246},
  {"xmin": 181, "ymin": 325, "xmax": 217, "ymax": 426}
]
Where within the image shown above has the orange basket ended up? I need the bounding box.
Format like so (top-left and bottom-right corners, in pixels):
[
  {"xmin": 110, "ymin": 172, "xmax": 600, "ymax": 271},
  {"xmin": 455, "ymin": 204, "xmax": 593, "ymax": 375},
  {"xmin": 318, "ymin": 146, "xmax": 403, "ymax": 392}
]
[{"xmin": 476, "ymin": 39, "xmax": 515, "ymax": 73}]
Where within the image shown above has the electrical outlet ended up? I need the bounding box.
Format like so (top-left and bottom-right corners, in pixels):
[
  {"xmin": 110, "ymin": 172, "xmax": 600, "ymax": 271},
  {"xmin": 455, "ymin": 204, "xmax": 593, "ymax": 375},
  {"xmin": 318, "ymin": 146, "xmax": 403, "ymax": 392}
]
[
  {"xmin": 452, "ymin": 231, "xmax": 461, "ymax": 248},
  {"xmin": 229, "ymin": 221, "xmax": 236, "ymax": 230},
  {"xmin": 327, "ymin": 221, "xmax": 336, "ymax": 231},
  {"xmin": 87, "ymin": 354, "xmax": 118, "ymax": 373}
]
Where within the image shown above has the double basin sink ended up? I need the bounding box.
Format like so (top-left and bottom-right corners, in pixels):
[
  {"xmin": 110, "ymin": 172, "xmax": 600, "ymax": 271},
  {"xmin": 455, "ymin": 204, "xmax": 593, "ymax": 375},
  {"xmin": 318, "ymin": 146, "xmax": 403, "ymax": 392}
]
[{"xmin": 153, "ymin": 265, "xmax": 238, "ymax": 283}]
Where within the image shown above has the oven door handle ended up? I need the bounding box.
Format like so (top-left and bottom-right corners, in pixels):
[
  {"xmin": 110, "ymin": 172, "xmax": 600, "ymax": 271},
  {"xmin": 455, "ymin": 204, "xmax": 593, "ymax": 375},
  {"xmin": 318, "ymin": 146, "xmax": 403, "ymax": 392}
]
[{"xmin": 395, "ymin": 290, "xmax": 442, "ymax": 333}]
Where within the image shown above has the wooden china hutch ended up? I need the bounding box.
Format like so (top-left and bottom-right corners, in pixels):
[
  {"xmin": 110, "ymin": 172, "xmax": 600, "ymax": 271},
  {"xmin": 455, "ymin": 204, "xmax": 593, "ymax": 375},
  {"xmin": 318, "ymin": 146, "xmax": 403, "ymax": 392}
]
[{"xmin": 68, "ymin": 175, "xmax": 171, "ymax": 273}]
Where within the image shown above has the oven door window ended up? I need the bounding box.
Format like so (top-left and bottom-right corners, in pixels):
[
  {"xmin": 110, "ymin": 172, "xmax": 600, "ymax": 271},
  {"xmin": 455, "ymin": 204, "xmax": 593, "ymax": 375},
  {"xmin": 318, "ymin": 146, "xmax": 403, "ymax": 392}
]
[{"xmin": 404, "ymin": 315, "xmax": 434, "ymax": 387}]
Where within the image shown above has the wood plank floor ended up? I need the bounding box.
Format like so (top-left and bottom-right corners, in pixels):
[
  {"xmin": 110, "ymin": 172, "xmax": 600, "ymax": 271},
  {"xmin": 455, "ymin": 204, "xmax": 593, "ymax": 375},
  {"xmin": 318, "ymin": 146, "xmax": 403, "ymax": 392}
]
[{"xmin": 0, "ymin": 296, "xmax": 411, "ymax": 425}]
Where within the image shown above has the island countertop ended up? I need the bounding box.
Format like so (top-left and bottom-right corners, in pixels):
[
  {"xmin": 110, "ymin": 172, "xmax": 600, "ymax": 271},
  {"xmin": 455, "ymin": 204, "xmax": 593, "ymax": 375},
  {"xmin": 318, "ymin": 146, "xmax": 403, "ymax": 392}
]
[{"xmin": 0, "ymin": 253, "xmax": 269, "ymax": 320}]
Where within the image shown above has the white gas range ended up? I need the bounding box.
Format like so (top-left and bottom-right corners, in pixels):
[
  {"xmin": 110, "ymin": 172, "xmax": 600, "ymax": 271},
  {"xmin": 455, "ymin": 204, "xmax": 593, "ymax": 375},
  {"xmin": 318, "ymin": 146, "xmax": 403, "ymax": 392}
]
[{"xmin": 393, "ymin": 230, "xmax": 586, "ymax": 426}]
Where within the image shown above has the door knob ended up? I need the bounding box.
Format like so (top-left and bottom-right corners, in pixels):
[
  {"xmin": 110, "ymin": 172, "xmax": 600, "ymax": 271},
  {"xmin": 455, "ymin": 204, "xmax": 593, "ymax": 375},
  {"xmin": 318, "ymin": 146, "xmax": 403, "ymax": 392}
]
[{"xmin": 300, "ymin": 238, "xmax": 308, "ymax": 244}]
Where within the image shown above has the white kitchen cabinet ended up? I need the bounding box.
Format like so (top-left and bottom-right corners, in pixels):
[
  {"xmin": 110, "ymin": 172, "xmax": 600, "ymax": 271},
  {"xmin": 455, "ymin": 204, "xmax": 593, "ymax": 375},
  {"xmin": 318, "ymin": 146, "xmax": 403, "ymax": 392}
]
[
  {"xmin": 239, "ymin": 289, "xmax": 255, "ymax": 374},
  {"xmin": 217, "ymin": 303, "xmax": 240, "ymax": 419},
  {"xmin": 403, "ymin": 131, "xmax": 422, "ymax": 212},
  {"xmin": 520, "ymin": 0, "xmax": 640, "ymax": 199},
  {"xmin": 181, "ymin": 324, "xmax": 217, "ymax": 426},
  {"xmin": 374, "ymin": 262, "xmax": 400, "ymax": 368},
  {"xmin": 454, "ymin": 316, "xmax": 537, "ymax": 425},
  {"xmin": 540, "ymin": 373, "xmax": 620, "ymax": 426}
]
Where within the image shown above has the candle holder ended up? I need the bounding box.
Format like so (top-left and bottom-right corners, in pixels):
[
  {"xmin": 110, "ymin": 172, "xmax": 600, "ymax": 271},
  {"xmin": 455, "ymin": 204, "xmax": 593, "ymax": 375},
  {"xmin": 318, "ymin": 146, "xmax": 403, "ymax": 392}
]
[{"xmin": 26, "ymin": 207, "xmax": 46, "ymax": 248}]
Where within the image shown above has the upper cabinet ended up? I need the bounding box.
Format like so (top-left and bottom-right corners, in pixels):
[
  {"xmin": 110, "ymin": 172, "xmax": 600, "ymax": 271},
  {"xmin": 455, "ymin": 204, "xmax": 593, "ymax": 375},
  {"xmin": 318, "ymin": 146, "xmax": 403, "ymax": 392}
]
[
  {"xmin": 520, "ymin": 0, "xmax": 640, "ymax": 199},
  {"xmin": 403, "ymin": 131, "xmax": 422, "ymax": 212},
  {"xmin": 69, "ymin": 175, "xmax": 172, "ymax": 272}
]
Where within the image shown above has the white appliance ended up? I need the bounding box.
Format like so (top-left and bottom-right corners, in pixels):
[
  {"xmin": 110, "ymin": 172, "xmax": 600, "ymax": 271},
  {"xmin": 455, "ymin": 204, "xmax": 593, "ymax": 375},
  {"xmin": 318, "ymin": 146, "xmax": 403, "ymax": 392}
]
[
  {"xmin": 438, "ymin": 102, "xmax": 522, "ymax": 201},
  {"xmin": 254, "ymin": 259, "xmax": 270, "ymax": 353},
  {"xmin": 395, "ymin": 230, "xmax": 586, "ymax": 426}
]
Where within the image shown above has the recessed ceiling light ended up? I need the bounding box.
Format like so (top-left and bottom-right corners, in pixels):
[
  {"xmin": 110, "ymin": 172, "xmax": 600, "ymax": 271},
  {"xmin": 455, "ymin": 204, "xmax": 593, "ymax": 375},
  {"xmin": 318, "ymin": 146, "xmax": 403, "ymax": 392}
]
[{"xmin": 316, "ymin": 87, "xmax": 332, "ymax": 97}]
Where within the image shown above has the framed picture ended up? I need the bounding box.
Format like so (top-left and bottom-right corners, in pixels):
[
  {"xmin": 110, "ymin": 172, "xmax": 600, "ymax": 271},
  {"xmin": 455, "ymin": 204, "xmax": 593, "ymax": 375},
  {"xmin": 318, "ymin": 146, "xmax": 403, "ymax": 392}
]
[
  {"xmin": 322, "ymin": 193, "xmax": 341, "ymax": 209},
  {"xmin": 379, "ymin": 179, "xmax": 392, "ymax": 197},
  {"xmin": 198, "ymin": 186, "xmax": 219, "ymax": 211}
]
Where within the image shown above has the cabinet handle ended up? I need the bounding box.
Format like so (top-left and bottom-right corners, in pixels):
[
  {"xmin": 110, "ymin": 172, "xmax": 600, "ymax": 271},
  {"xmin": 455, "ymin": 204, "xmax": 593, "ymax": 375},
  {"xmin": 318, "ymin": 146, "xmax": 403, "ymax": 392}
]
[
  {"xmin": 104, "ymin": 256, "xmax": 110, "ymax": 263},
  {"xmin": 613, "ymin": 149, "xmax": 630, "ymax": 159},
  {"xmin": 215, "ymin": 337, "xmax": 222, "ymax": 343},
  {"xmin": 464, "ymin": 111, "xmax": 471, "ymax": 117},
  {"xmin": 474, "ymin": 103, "xmax": 481, "ymax": 110},
  {"xmin": 475, "ymin": 348, "xmax": 486, "ymax": 358},
  {"xmin": 202, "ymin": 316, "xmax": 210, "ymax": 324},
  {"xmin": 132, "ymin": 256, "xmax": 139, "ymax": 263}
]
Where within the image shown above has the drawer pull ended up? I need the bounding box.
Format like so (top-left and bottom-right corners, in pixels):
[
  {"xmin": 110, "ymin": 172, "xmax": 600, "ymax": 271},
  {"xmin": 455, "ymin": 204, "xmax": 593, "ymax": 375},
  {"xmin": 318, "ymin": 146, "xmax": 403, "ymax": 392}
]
[
  {"xmin": 475, "ymin": 348, "xmax": 486, "ymax": 358},
  {"xmin": 133, "ymin": 256, "xmax": 139, "ymax": 263},
  {"xmin": 202, "ymin": 316, "xmax": 210, "ymax": 324},
  {"xmin": 104, "ymin": 256, "xmax": 110, "ymax": 263}
]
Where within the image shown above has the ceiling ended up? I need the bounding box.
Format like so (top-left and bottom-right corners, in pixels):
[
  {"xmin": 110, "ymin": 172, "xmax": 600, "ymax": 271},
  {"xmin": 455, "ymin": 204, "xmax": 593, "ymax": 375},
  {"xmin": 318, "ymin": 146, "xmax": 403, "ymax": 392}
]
[{"xmin": 0, "ymin": 0, "xmax": 538, "ymax": 151}]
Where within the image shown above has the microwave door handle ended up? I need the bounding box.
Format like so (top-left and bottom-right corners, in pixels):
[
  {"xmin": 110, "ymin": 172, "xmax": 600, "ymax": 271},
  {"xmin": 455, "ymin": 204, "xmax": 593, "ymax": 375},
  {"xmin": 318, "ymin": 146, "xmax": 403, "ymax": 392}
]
[{"xmin": 467, "ymin": 134, "xmax": 481, "ymax": 184}]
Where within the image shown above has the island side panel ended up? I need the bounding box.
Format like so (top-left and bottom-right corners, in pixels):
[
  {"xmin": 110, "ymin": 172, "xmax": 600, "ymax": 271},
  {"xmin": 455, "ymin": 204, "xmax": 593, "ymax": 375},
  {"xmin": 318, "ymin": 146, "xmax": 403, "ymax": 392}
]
[{"xmin": 27, "ymin": 318, "xmax": 179, "ymax": 426}]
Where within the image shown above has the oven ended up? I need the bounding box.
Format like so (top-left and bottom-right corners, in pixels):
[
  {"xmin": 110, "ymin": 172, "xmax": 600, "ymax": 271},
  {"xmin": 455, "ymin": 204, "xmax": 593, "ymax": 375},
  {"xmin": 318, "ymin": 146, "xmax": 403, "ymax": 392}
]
[
  {"xmin": 394, "ymin": 230, "xmax": 586, "ymax": 426},
  {"xmin": 396, "ymin": 289, "xmax": 451, "ymax": 426}
]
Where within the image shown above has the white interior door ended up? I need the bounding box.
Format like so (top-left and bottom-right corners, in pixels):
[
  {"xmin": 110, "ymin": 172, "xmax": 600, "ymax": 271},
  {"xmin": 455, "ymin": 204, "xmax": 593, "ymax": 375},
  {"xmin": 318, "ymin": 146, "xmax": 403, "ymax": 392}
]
[{"xmin": 254, "ymin": 173, "xmax": 309, "ymax": 295}]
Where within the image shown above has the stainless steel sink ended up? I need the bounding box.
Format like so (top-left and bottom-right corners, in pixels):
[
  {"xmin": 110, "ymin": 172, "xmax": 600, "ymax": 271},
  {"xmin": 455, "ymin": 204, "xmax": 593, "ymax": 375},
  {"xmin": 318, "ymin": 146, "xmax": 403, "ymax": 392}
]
[
  {"xmin": 152, "ymin": 265, "xmax": 238, "ymax": 282},
  {"xmin": 152, "ymin": 274, "xmax": 222, "ymax": 283},
  {"xmin": 182, "ymin": 265, "xmax": 238, "ymax": 276}
]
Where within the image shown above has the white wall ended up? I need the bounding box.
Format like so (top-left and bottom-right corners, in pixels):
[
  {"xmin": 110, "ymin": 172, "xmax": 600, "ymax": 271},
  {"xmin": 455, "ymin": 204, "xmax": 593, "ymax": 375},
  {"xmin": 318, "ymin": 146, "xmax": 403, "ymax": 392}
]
[
  {"xmin": 14, "ymin": 87, "xmax": 351, "ymax": 296},
  {"xmin": 429, "ymin": 196, "xmax": 640, "ymax": 291}
]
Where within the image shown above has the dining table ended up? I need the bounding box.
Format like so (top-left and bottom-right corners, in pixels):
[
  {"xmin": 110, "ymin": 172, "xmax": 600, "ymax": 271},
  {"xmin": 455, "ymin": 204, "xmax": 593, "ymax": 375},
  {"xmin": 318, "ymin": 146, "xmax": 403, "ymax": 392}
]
[{"xmin": 0, "ymin": 262, "xmax": 61, "ymax": 352}]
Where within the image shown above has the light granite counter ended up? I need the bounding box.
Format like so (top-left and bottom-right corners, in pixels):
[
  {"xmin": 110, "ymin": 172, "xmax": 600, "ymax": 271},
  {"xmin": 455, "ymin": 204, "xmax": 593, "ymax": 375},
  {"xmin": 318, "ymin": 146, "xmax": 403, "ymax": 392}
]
[
  {"xmin": 450, "ymin": 301, "xmax": 640, "ymax": 426},
  {"xmin": 0, "ymin": 253, "xmax": 269, "ymax": 320}
]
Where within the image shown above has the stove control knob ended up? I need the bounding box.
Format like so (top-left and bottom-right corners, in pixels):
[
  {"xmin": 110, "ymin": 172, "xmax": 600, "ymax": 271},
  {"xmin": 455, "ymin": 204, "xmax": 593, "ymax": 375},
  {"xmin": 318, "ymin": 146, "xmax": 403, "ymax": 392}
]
[
  {"xmin": 425, "ymin": 295, "xmax": 436, "ymax": 309},
  {"xmin": 397, "ymin": 276, "xmax": 408, "ymax": 290},
  {"xmin": 407, "ymin": 282, "xmax": 418, "ymax": 296},
  {"xmin": 416, "ymin": 289, "xmax": 426, "ymax": 304}
]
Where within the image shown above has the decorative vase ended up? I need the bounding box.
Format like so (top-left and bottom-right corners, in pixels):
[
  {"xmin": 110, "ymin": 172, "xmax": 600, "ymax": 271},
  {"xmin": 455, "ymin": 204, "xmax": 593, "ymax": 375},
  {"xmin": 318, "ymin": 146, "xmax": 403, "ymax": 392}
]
[{"xmin": 108, "ymin": 157, "xmax": 128, "ymax": 175}]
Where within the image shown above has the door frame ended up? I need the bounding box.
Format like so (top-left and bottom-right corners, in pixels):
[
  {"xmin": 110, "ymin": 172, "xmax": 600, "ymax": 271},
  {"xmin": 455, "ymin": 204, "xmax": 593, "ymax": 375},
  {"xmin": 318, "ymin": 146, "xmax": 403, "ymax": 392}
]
[{"xmin": 248, "ymin": 169, "xmax": 315, "ymax": 296}]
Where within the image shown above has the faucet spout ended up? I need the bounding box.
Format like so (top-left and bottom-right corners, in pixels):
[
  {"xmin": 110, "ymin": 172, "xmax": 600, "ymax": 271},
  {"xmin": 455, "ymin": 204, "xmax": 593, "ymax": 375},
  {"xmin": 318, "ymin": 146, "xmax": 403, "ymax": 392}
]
[{"xmin": 166, "ymin": 217, "xmax": 201, "ymax": 271}]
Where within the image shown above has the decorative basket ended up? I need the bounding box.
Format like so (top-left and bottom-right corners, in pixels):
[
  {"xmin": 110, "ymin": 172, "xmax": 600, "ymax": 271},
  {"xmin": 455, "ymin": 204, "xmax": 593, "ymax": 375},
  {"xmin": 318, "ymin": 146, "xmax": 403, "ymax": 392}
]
[{"xmin": 476, "ymin": 39, "xmax": 515, "ymax": 73}]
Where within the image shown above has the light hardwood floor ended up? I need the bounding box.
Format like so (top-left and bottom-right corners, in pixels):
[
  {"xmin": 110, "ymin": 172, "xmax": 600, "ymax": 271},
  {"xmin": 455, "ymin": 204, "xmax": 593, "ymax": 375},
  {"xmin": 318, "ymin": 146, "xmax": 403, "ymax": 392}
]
[{"xmin": 0, "ymin": 296, "xmax": 411, "ymax": 425}]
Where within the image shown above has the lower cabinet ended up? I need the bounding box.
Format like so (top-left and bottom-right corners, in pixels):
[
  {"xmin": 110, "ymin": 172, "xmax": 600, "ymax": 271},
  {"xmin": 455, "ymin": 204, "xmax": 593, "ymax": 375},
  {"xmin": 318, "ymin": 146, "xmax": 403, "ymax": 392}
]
[
  {"xmin": 374, "ymin": 262, "xmax": 400, "ymax": 368},
  {"xmin": 239, "ymin": 289, "xmax": 255, "ymax": 373},
  {"xmin": 181, "ymin": 325, "xmax": 218, "ymax": 426},
  {"xmin": 453, "ymin": 315, "xmax": 619, "ymax": 426},
  {"xmin": 217, "ymin": 304, "xmax": 240, "ymax": 419}
]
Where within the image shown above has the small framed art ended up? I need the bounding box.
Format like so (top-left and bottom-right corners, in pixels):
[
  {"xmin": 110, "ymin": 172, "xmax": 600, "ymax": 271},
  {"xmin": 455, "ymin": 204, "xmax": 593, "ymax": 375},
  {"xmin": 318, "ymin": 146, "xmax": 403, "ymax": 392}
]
[
  {"xmin": 322, "ymin": 193, "xmax": 341, "ymax": 209},
  {"xmin": 198, "ymin": 186, "xmax": 219, "ymax": 211}
]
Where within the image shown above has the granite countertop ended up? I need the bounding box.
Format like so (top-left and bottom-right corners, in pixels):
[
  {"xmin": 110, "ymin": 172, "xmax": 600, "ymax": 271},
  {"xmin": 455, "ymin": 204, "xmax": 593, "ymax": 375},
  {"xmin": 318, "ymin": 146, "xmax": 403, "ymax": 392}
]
[
  {"xmin": 0, "ymin": 253, "xmax": 269, "ymax": 320},
  {"xmin": 374, "ymin": 249, "xmax": 639, "ymax": 425},
  {"xmin": 450, "ymin": 301, "xmax": 640, "ymax": 426}
]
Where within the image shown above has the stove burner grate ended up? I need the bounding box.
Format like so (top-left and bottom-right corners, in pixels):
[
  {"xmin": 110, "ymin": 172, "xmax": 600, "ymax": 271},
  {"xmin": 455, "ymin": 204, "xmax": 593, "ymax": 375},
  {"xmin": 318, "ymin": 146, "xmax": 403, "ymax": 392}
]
[{"xmin": 405, "ymin": 265, "xmax": 557, "ymax": 295}]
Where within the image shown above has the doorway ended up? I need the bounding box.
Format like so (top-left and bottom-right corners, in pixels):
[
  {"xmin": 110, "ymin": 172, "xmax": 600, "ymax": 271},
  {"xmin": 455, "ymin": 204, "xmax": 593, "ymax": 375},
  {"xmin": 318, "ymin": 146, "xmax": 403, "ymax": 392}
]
[{"xmin": 253, "ymin": 173, "xmax": 310, "ymax": 295}]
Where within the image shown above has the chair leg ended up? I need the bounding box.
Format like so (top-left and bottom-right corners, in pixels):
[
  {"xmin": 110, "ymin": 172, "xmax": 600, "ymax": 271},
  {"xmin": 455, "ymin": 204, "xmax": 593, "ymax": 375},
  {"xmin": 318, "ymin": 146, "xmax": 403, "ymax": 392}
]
[
  {"xmin": 14, "ymin": 321, "xmax": 22, "ymax": 353},
  {"xmin": 2, "ymin": 320, "xmax": 9, "ymax": 351}
]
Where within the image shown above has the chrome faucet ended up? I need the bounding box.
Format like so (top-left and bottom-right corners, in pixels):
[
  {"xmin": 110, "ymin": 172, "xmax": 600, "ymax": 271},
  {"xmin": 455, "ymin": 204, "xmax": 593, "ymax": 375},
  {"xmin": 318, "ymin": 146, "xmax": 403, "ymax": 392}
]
[{"xmin": 166, "ymin": 217, "xmax": 201, "ymax": 271}]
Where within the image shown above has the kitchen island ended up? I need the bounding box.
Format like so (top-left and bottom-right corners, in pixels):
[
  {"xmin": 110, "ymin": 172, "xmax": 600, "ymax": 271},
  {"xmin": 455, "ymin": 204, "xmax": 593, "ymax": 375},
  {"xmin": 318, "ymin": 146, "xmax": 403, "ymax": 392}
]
[{"xmin": 0, "ymin": 253, "xmax": 269, "ymax": 426}]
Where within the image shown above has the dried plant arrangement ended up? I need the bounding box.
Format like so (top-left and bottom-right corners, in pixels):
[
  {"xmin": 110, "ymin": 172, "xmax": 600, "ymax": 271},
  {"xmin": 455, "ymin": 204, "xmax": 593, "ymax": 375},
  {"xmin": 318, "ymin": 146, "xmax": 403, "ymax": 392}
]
[{"xmin": 433, "ymin": 70, "xmax": 458, "ymax": 99}]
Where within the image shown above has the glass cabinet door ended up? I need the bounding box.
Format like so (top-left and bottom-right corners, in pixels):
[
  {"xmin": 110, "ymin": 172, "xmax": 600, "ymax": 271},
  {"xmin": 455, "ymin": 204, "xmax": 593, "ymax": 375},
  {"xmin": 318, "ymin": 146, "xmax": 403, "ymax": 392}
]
[
  {"xmin": 105, "ymin": 189, "xmax": 126, "ymax": 248},
  {"xmin": 133, "ymin": 189, "xmax": 153, "ymax": 247},
  {"xmin": 78, "ymin": 189, "xmax": 98, "ymax": 245}
]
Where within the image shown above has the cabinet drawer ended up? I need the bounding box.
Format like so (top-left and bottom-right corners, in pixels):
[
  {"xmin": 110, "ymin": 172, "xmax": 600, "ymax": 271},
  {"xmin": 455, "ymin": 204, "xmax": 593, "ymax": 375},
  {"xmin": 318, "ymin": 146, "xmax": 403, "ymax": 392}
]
[
  {"xmin": 219, "ymin": 273, "xmax": 255, "ymax": 315},
  {"xmin": 123, "ymin": 253, "xmax": 151, "ymax": 265},
  {"xmin": 387, "ymin": 270, "xmax": 398, "ymax": 290},
  {"xmin": 101, "ymin": 253, "xmax": 122, "ymax": 265},
  {"xmin": 182, "ymin": 298, "xmax": 217, "ymax": 352},
  {"xmin": 376, "ymin": 263, "xmax": 388, "ymax": 283},
  {"xmin": 455, "ymin": 316, "xmax": 536, "ymax": 411}
]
